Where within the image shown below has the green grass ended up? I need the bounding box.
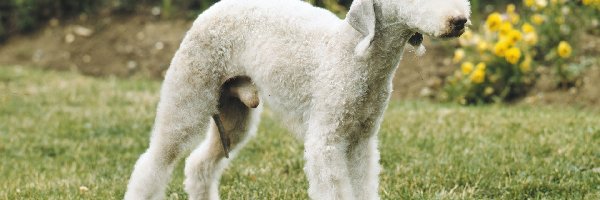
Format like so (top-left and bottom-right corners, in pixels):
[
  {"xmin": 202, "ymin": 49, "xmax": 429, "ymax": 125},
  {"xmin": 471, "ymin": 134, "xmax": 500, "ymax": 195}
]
[{"xmin": 1, "ymin": 66, "xmax": 599, "ymax": 199}]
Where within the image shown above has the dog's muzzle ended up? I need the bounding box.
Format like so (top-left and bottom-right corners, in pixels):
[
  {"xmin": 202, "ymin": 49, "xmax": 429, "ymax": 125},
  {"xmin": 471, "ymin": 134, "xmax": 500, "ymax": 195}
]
[{"xmin": 440, "ymin": 17, "xmax": 468, "ymax": 38}]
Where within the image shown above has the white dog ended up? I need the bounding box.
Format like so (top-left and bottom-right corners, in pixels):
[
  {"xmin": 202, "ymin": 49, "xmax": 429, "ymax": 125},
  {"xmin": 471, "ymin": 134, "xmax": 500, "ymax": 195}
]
[{"xmin": 125, "ymin": 0, "xmax": 470, "ymax": 199}]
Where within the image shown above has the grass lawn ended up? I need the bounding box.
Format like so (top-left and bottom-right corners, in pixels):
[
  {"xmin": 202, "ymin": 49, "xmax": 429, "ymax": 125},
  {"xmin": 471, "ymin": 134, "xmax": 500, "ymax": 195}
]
[{"xmin": 1, "ymin": 66, "xmax": 599, "ymax": 199}]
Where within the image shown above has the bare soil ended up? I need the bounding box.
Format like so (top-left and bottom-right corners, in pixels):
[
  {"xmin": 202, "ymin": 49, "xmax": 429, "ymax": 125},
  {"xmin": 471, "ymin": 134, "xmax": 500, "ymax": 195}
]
[
  {"xmin": 0, "ymin": 14, "xmax": 598, "ymax": 108},
  {"xmin": 0, "ymin": 15, "xmax": 190, "ymax": 78}
]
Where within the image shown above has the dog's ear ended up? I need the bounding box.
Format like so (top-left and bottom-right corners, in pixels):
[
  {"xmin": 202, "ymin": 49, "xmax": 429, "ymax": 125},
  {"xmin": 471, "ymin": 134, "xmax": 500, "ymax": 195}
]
[{"xmin": 346, "ymin": 0, "xmax": 375, "ymax": 57}]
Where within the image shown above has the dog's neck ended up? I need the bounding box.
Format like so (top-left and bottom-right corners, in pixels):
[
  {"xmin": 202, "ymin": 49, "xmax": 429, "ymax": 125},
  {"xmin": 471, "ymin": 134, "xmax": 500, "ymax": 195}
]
[
  {"xmin": 361, "ymin": 2, "xmax": 415, "ymax": 77},
  {"xmin": 373, "ymin": 1, "xmax": 415, "ymax": 52}
]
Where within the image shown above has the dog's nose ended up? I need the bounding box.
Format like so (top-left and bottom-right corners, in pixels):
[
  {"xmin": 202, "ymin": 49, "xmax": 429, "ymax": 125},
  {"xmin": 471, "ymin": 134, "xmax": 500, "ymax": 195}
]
[
  {"xmin": 450, "ymin": 17, "xmax": 468, "ymax": 32},
  {"xmin": 439, "ymin": 17, "xmax": 468, "ymax": 38}
]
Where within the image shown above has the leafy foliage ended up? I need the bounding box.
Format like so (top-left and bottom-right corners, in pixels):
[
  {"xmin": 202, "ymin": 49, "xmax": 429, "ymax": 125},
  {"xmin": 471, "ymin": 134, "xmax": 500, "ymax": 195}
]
[
  {"xmin": 441, "ymin": 0, "xmax": 599, "ymax": 104},
  {"xmin": 0, "ymin": 0, "xmax": 102, "ymax": 40}
]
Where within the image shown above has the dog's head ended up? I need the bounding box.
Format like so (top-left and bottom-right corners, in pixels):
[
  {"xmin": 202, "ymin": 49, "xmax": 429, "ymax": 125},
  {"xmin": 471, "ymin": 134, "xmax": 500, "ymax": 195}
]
[{"xmin": 347, "ymin": 0, "xmax": 471, "ymax": 56}]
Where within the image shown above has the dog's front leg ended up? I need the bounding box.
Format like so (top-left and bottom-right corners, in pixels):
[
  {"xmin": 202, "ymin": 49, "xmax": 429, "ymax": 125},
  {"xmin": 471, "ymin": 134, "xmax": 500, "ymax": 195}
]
[
  {"xmin": 303, "ymin": 119, "xmax": 355, "ymax": 200},
  {"xmin": 347, "ymin": 134, "xmax": 381, "ymax": 200}
]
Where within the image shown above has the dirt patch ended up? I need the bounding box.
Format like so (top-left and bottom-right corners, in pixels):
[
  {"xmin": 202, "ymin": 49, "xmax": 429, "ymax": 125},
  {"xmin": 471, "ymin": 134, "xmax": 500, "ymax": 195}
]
[
  {"xmin": 0, "ymin": 15, "xmax": 598, "ymax": 108},
  {"xmin": 392, "ymin": 41, "xmax": 456, "ymax": 100},
  {"xmin": 0, "ymin": 15, "xmax": 190, "ymax": 78},
  {"xmin": 522, "ymin": 65, "xmax": 600, "ymax": 108}
]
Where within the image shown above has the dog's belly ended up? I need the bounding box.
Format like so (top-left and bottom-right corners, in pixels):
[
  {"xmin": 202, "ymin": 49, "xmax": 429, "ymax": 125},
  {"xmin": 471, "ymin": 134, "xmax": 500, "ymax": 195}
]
[
  {"xmin": 189, "ymin": 0, "xmax": 356, "ymax": 138},
  {"xmin": 244, "ymin": 59, "xmax": 315, "ymax": 137},
  {"xmin": 232, "ymin": 29, "xmax": 328, "ymax": 138},
  {"xmin": 262, "ymin": 91, "xmax": 311, "ymax": 137}
]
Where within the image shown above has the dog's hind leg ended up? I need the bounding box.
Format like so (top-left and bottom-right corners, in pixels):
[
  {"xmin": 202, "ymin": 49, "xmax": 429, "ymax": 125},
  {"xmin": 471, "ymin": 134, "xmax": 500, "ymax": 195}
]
[
  {"xmin": 184, "ymin": 77, "xmax": 262, "ymax": 200},
  {"xmin": 125, "ymin": 56, "xmax": 221, "ymax": 200}
]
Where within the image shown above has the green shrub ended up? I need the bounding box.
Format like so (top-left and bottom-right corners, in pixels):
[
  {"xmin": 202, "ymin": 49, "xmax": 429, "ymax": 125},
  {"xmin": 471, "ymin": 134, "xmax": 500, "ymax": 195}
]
[
  {"xmin": 522, "ymin": 0, "xmax": 599, "ymax": 87},
  {"xmin": 441, "ymin": 0, "xmax": 599, "ymax": 105}
]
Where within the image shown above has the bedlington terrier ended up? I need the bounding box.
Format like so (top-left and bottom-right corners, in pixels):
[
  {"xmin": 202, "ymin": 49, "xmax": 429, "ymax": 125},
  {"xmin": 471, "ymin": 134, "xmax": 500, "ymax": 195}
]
[{"xmin": 125, "ymin": 0, "xmax": 470, "ymax": 199}]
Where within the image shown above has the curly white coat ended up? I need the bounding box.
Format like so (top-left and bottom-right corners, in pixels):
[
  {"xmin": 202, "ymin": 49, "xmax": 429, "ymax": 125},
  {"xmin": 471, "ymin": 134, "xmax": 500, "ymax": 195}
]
[{"xmin": 125, "ymin": 0, "xmax": 470, "ymax": 199}]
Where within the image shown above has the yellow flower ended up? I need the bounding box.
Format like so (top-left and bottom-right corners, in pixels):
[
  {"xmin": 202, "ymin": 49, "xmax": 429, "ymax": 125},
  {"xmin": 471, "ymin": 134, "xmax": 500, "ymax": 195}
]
[
  {"xmin": 477, "ymin": 41, "xmax": 489, "ymax": 52},
  {"xmin": 505, "ymin": 29, "xmax": 522, "ymax": 44},
  {"xmin": 509, "ymin": 13, "xmax": 520, "ymax": 24},
  {"xmin": 524, "ymin": 32, "xmax": 538, "ymax": 45},
  {"xmin": 470, "ymin": 67, "xmax": 486, "ymax": 84},
  {"xmin": 531, "ymin": 14, "xmax": 545, "ymax": 25},
  {"xmin": 486, "ymin": 12, "xmax": 503, "ymax": 31},
  {"xmin": 583, "ymin": 0, "xmax": 592, "ymax": 5},
  {"xmin": 507, "ymin": 4, "xmax": 517, "ymax": 13},
  {"xmin": 524, "ymin": 0, "xmax": 535, "ymax": 7},
  {"xmin": 476, "ymin": 62, "xmax": 487, "ymax": 71},
  {"xmin": 494, "ymin": 39, "xmax": 511, "ymax": 57},
  {"xmin": 499, "ymin": 22, "xmax": 513, "ymax": 36},
  {"xmin": 536, "ymin": 0, "xmax": 548, "ymax": 8},
  {"xmin": 520, "ymin": 56, "xmax": 532, "ymax": 73},
  {"xmin": 461, "ymin": 62, "xmax": 474, "ymax": 75},
  {"xmin": 522, "ymin": 23, "xmax": 535, "ymax": 33},
  {"xmin": 505, "ymin": 47, "xmax": 522, "ymax": 64},
  {"xmin": 453, "ymin": 49, "xmax": 466, "ymax": 63},
  {"xmin": 557, "ymin": 41, "xmax": 572, "ymax": 58}
]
